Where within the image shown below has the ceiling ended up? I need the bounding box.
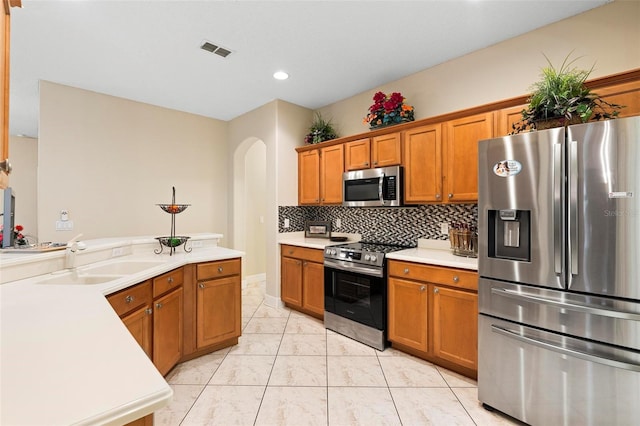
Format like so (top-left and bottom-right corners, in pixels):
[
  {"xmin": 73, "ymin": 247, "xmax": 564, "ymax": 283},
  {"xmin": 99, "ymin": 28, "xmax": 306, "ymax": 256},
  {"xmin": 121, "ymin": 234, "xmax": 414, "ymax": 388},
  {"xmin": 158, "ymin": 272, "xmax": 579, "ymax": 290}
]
[{"xmin": 9, "ymin": 0, "xmax": 611, "ymax": 138}]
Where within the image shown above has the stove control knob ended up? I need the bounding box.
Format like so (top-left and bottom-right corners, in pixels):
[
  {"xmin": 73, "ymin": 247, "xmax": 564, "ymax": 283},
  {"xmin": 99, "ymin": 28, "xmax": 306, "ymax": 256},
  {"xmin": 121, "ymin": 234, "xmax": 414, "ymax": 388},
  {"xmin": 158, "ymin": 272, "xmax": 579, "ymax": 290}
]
[
  {"xmin": 364, "ymin": 254, "xmax": 371, "ymax": 261},
  {"xmin": 370, "ymin": 255, "xmax": 378, "ymax": 262}
]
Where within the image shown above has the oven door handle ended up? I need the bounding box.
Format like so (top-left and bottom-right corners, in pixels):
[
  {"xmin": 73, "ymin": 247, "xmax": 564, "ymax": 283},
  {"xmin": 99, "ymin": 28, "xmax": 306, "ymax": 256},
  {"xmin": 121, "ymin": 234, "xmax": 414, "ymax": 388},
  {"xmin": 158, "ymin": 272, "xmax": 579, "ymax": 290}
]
[
  {"xmin": 324, "ymin": 259, "xmax": 383, "ymax": 278},
  {"xmin": 378, "ymin": 173, "xmax": 385, "ymax": 205}
]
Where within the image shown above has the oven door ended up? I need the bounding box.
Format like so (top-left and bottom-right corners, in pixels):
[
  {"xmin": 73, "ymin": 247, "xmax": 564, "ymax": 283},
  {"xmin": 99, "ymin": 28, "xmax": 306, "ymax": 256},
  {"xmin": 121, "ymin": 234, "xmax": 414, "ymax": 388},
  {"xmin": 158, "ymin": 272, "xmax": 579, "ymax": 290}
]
[{"xmin": 324, "ymin": 259, "xmax": 386, "ymax": 330}]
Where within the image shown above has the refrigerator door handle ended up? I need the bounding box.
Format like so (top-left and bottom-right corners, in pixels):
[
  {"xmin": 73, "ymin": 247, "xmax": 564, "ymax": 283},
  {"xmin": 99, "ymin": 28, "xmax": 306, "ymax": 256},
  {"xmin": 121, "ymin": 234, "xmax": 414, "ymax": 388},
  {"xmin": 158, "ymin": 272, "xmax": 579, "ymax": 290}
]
[
  {"xmin": 553, "ymin": 143, "xmax": 562, "ymax": 274},
  {"xmin": 568, "ymin": 140, "xmax": 579, "ymax": 280},
  {"xmin": 491, "ymin": 287, "xmax": 640, "ymax": 321},
  {"xmin": 491, "ymin": 325, "xmax": 640, "ymax": 372}
]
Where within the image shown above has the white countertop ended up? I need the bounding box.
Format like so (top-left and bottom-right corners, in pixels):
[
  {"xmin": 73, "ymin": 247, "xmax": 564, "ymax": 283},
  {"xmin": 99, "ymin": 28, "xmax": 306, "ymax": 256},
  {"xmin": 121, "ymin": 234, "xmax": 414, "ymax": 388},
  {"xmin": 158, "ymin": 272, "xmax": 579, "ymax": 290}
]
[
  {"xmin": 0, "ymin": 234, "xmax": 244, "ymax": 426},
  {"xmin": 278, "ymin": 231, "xmax": 361, "ymax": 250},
  {"xmin": 278, "ymin": 235, "xmax": 478, "ymax": 271}
]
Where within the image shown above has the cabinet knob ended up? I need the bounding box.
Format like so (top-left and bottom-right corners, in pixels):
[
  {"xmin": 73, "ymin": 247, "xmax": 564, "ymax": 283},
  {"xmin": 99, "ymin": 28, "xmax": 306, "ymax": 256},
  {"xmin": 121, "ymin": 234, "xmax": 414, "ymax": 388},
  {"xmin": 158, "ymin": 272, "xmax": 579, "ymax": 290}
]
[
  {"xmin": 145, "ymin": 308, "xmax": 153, "ymax": 315},
  {"xmin": 167, "ymin": 276, "xmax": 174, "ymax": 284},
  {"xmin": 435, "ymin": 193, "xmax": 441, "ymax": 199},
  {"xmin": 155, "ymin": 303, "xmax": 163, "ymax": 309},
  {"xmin": 199, "ymin": 283, "xmax": 205, "ymax": 289},
  {"xmin": 321, "ymin": 198, "xmax": 325, "ymax": 202},
  {"xmin": 420, "ymin": 285, "xmax": 425, "ymax": 292},
  {"xmin": 373, "ymin": 161, "xmax": 378, "ymax": 165},
  {"xmin": 365, "ymin": 162, "xmax": 369, "ymax": 166},
  {"xmin": 316, "ymin": 199, "xmax": 319, "ymax": 202},
  {"xmin": 218, "ymin": 266, "xmax": 224, "ymax": 273},
  {"xmin": 403, "ymin": 268, "xmax": 410, "ymax": 274},
  {"xmin": 297, "ymin": 260, "xmax": 302, "ymax": 266},
  {"xmin": 434, "ymin": 287, "xmax": 440, "ymax": 294},
  {"xmin": 448, "ymin": 193, "xmax": 453, "ymax": 199},
  {"xmin": 288, "ymin": 250, "xmax": 294, "ymax": 255},
  {"xmin": 453, "ymin": 276, "xmax": 459, "ymax": 283},
  {"xmin": 125, "ymin": 295, "xmax": 134, "ymax": 304}
]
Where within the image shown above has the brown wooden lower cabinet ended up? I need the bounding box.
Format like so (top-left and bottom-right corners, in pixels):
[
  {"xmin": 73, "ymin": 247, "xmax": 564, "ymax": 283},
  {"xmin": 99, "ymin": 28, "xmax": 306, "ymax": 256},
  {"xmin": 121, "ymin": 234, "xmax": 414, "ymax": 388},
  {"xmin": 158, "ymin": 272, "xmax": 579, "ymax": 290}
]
[
  {"xmin": 107, "ymin": 258, "xmax": 242, "ymax": 381},
  {"xmin": 152, "ymin": 287, "xmax": 183, "ymax": 376},
  {"xmin": 387, "ymin": 260, "xmax": 478, "ymax": 378},
  {"xmin": 280, "ymin": 244, "xmax": 324, "ymax": 318},
  {"xmin": 124, "ymin": 413, "xmax": 153, "ymax": 426}
]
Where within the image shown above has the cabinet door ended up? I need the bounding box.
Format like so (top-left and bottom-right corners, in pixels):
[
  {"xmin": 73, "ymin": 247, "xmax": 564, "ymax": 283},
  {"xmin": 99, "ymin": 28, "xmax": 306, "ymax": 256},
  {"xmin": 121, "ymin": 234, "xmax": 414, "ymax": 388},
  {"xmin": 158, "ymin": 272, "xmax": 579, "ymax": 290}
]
[
  {"xmin": 153, "ymin": 287, "xmax": 183, "ymax": 376},
  {"xmin": 403, "ymin": 124, "xmax": 442, "ymax": 203},
  {"xmin": 433, "ymin": 286, "xmax": 478, "ymax": 371},
  {"xmin": 344, "ymin": 138, "xmax": 371, "ymax": 171},
  {"xmin": 320, "ymin": 144, "xmax": 344, "ymax": 204},
  {"xmin": 197, "ymin": 276, "xmax": 241, "ymax": 348},
  {"xmin": 298, "ymin": 149, "xmax": 320, "ymax": 205},
  {"xmin": 388, "ymin": 277, "xmax": 429, "ymax": 353},
  {"xmin": 444, "ymin": 112, "xmax": 493, "ymax": 202},
  {"xmin": 595, "ymin": 80, "xmax": 640, "ymax": 118},
  {"xmin": 496, "ymin": 105, "xmax": 526, "ymax": 136},
  {"xmin": 121, "ymin": 305, "xmax": 153, "ymax": 359},
  {"xmin": 302, "ymin": 260, "xmax": 324, "ymax": 316},
  {"xmin": 281, "ymin": 256, "xmax": 303, "ymax": 307},
  {"xmin": 372, "ymin": 132, "xmax": 401, "ymax": 167}
]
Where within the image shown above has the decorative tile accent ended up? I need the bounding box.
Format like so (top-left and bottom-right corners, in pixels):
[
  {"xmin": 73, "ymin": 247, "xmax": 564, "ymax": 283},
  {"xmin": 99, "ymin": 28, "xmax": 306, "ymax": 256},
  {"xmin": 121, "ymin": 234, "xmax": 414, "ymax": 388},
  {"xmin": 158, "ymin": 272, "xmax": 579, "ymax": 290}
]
[{"xmin": 278, "ymin": 204, "xmax": 477, "ymax": 246}]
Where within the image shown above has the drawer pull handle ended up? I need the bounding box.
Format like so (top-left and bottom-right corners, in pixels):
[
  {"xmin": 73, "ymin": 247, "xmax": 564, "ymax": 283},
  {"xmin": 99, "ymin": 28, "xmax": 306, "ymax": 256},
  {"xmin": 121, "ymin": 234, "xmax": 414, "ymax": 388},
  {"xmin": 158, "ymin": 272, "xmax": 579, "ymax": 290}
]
[
  {"xmin": 199, "ymin": 283, "xmax": 205, "ymax": 289},
  {"xmin": 403, "ymin": 268, "xmax": 409, "ymax": 274},
  {"xmin": 218, "ymin": 266, "xmax": 224, "ymax": 273},
  {"xmin": 167, "ymin": 277, "xmax": 174, "ymax": 284},
  {"xmin": 125, "ymin": 295, "xmax": 134, "ymax": 304},
  {"xmin": 453, "ymin": 276, "xmax": 459, "ymax": 283},
  {"xmin": 156, "ymin": 303, "xmax": 163, "ymax": 309}
]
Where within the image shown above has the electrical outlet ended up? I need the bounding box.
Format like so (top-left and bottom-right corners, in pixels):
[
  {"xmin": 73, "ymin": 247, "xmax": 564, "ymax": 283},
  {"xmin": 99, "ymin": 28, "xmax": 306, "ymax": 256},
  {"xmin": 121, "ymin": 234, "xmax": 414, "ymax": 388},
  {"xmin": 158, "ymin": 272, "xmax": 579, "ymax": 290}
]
[
  {"xmin": 191, "ymin": 240, "xmax": 203, "ymax": 248},
  {"xmin": 111, "ymin": 247, "xmax": 124, "ymax": 257},
  {"xmin": 335, "ymin": 218, "xmax": 342, "ymax": 228},
  {"xmin": 284, "ymin": 218, "xmax": 290, "ymax": 228},
  {"xmin": 440, "ymin": 222, "xmax": 449, "ymax": 235},
  {"xmin": 55, "ymin": 220, "xmax": 74, "ymax": 231}
]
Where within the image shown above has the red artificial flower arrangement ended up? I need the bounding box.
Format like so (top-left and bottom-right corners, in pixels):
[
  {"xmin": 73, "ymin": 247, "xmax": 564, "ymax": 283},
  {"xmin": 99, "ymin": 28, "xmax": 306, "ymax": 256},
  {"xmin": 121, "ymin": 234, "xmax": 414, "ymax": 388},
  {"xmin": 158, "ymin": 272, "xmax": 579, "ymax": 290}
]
[{"xmin": 363, "ymin": 91, "xmax": 415, "ymax": 129}]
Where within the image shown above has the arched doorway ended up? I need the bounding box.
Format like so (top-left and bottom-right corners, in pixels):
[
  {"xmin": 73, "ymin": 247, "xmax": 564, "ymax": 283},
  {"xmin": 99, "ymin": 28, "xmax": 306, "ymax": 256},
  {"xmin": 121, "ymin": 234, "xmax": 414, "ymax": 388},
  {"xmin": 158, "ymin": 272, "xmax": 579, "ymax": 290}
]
[{"xmin": 233, "ymin": 137, "xmax": 267, "ymax": 288}]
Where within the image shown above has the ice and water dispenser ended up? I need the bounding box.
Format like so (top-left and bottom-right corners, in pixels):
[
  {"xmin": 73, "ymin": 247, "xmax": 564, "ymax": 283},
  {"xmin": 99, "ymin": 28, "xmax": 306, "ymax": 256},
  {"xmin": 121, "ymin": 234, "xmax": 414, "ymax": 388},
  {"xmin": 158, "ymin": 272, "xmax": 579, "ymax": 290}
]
[{"xmin": 487, "ymin": 209, "xmax": 531, "ymax": 262}]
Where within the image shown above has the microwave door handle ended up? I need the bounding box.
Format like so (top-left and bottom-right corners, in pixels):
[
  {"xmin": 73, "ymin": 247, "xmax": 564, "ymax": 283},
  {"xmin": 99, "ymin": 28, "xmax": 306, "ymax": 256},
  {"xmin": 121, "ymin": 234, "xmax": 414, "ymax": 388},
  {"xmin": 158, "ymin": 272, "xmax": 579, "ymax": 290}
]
[{"xmin": 378, "ymin": 173, "xmax": 384, "ymax": 204}]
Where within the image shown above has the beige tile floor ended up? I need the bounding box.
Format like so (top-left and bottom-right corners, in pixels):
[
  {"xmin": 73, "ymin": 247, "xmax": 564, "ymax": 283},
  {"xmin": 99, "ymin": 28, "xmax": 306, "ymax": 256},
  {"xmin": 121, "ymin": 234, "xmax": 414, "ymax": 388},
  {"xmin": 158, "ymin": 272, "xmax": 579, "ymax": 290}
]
[{"xmin": 155, "ymin": 282, "xmax": 523, "ymax": 426}]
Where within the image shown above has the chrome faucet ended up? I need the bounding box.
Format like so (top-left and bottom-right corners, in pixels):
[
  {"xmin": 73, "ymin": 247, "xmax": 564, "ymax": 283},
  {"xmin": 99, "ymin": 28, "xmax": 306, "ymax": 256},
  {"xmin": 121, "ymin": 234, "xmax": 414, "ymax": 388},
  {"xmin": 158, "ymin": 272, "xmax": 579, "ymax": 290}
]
[{"xmin": 65, "ymin": 233, "xmax": 85, "ymax": 269}]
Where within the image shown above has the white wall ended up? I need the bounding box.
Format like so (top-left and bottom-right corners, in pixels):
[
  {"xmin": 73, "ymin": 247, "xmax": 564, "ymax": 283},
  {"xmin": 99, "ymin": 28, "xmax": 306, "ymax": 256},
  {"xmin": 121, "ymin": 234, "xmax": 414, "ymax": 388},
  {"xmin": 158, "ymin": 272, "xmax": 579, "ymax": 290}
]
[
  {"xmin": 2, "ymin": 136, "xmax": 38, "ymax": 240},
  {"xmin": 38, "ymin": 81, "xmax": 228, "ymax": 243},
  {"xmin": 228, "ymin": 100, "xmax": 312, "ymax": 305},
  {"xmin": 317, "ymin": 1, "xmax": 640, "ymax": 136},
  {"xmin": 243, "ymin": 141, "xmax": 266, "ymax": 276}
]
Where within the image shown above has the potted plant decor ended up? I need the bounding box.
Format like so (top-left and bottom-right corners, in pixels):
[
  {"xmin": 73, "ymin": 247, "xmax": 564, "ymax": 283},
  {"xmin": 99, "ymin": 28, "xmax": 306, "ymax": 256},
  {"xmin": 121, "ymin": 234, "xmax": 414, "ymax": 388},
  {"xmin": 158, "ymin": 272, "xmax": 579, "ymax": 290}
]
[
  {"xmin": 304, "ymin": 113, "xmax": 339, "ymax": 144},
  {"xmin": 512, "ymin": 53, "xmax": 623, "ymax": 133}
]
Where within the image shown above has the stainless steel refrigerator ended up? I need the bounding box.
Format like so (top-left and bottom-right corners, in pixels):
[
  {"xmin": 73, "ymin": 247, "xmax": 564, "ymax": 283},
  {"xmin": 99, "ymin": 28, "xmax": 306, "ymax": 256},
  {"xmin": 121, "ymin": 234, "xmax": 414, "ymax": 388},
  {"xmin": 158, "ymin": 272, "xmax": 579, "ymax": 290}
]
[{"xmin": 477, "ymin": 116, "xmax": 640, "ymax": 425}]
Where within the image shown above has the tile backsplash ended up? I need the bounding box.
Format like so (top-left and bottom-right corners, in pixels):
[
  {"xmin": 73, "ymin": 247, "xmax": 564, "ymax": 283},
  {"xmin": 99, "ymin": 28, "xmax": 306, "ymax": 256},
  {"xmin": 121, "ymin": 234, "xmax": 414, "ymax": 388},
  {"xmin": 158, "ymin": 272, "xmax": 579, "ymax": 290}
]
[{"xmin": 279, "ymin": 204, "xmax": 477, "ymax": 247}]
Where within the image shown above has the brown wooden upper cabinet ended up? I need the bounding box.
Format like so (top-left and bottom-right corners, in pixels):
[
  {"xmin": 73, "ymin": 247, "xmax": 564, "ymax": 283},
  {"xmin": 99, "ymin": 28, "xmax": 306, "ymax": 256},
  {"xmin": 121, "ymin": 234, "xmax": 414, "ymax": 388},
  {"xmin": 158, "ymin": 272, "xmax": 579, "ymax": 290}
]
[
  {"xmin": 403, "ymin": 124, "xmax": 443, "ymax": 203},
  {"xmin": 495, "ymin": 105, "xmax": 526, "ymax": 137},
  {"xmin": 444, "ymin": 112, "xmax": 493, "ymax": 203},
  {"xmin": 344, "ymin": 133, "xmax": 402, "ymax": 171},
  {"xmin": 298, "ymin": 144, "xmax": 344, "ymax": 205}
]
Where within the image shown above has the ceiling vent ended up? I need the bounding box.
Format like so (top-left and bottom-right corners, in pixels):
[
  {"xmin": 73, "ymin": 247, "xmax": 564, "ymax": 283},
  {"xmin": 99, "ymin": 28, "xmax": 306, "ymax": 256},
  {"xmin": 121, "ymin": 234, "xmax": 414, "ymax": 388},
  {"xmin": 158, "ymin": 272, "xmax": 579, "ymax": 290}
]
[{"xmin": 200, "ymin": 41, "xmax": 232, "ymax": 58}]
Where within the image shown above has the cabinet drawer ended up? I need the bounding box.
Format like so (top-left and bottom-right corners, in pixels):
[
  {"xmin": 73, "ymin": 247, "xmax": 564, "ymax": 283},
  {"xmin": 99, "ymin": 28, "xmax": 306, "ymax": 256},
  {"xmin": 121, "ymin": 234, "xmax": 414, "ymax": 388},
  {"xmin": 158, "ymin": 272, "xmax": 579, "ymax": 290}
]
[
  {"xmin": 197, "ymin": 258, "xmax": 241, "ymax": 281},
  {"xmin": 281, "ymin": 244, "xmax": 324, "ymax": 263},
  {"xmin": 388, "ymin": 261, "xmax": 478, "ymax": 291},
  {"xmin": 153, "ymin": 267, "xmax": 184, "ymax": 298},
  {"xmin": 107, "ymin": 280, "xmax": 152, "ymax": 317}
]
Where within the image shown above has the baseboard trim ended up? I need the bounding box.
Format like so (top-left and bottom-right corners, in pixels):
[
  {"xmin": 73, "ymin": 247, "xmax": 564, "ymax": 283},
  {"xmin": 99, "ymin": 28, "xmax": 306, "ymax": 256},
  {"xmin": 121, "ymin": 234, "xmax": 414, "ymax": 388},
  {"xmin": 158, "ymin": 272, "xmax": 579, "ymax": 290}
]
[{"xmin": 263, "ymin": 293, "xmax": 284, "ymax": 309}]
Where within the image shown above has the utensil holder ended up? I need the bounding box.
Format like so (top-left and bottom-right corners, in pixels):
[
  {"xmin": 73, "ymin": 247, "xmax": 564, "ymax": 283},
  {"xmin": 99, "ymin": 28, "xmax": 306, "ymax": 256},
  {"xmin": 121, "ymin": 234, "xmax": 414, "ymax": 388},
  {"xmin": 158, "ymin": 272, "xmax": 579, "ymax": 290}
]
[{"xmin": 449, "ymin": 229, "xmax": 478, "ymax": 258}]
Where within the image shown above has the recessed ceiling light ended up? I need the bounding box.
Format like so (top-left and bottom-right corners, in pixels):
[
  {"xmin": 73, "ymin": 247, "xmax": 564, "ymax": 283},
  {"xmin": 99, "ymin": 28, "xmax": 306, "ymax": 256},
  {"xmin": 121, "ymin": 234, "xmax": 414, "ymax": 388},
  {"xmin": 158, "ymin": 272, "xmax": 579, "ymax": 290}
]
[{"xmin": 273, "ymin": 71, "xmax": 289, "ymax": 80}]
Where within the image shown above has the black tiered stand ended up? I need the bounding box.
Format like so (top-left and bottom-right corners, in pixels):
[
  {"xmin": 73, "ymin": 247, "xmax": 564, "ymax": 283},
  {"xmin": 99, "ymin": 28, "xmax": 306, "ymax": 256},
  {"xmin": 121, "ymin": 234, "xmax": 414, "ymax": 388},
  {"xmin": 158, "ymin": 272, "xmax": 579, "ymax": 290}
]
[{"xmin": 155, "ymin": 187, "xmax": 192, "ymax": 256}]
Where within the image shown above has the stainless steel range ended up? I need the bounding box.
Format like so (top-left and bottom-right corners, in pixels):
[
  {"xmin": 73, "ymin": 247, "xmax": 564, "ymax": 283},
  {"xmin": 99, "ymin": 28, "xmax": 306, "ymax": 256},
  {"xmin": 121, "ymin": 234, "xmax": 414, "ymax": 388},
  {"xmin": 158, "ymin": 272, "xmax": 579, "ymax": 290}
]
[{"xmin": 324, "ymin": 241, "xmax": 410, "ymax": 351}]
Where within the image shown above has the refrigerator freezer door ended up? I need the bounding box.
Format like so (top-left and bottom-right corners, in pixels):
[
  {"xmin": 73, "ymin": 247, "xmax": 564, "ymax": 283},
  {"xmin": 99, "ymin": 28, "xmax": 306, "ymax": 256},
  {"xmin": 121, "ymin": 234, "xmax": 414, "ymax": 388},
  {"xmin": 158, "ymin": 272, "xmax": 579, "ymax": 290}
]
[
  {"xmin": 478, "ymin": 128, "xmax": 565, "ymax": 289},
  {"xmin": 567, "ymin": 117, "xmax": 640, "ymax": 300},
  {"xmin": 478, "ymin": 315, "xmax": 640, "ymax": 426}
]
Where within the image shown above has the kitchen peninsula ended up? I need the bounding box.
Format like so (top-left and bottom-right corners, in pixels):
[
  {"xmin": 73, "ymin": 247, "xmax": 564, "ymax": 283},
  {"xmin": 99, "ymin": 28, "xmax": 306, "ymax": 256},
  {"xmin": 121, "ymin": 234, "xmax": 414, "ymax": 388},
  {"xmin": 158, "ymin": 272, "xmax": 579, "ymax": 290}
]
[{"xmin": 0, "ymin": 234, "xmax": 243, "ymax": 425}]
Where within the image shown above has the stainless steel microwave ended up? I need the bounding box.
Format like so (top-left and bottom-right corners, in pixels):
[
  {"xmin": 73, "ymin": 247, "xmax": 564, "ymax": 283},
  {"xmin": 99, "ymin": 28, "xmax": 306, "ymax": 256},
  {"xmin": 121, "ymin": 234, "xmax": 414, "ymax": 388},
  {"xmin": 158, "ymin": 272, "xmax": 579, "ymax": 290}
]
[{"xmin": 343, "ymin": 165, "xmax": 404, "ymax": 207}]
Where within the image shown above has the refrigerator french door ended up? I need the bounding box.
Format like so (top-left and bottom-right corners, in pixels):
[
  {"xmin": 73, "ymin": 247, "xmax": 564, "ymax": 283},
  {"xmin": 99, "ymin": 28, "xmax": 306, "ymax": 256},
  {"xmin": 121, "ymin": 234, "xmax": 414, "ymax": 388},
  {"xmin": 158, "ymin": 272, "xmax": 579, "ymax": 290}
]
[{"xmin": 477, "ymin": 116, "xmax": 640, "ymax": 426}]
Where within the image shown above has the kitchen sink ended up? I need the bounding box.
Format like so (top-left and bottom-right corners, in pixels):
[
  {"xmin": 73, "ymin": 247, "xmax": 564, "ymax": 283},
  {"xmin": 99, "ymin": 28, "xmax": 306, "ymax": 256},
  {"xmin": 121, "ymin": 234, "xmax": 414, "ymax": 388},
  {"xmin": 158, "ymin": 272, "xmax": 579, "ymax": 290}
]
[
  {"xmin": 79, "ymin": 260, "xmax": 165, "ymax": 275},
  {"xmin": 35, "ymin": 273, "xmax": 124, "ymax": 285}
]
